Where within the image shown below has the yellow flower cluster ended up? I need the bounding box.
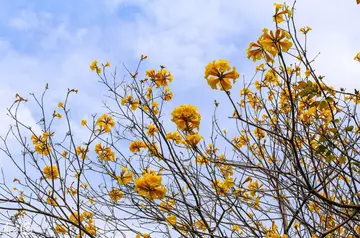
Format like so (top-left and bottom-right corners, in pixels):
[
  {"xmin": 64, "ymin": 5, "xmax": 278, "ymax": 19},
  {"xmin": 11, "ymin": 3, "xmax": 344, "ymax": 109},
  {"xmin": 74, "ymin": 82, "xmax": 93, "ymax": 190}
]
[
  {"xmin": 211, "ymin": 177, "xmax": 235, "ymax": 196},
  {"xmin": 163, "ymin": 87, "xmax": 173, "ymax": 101},
  {"xmin": 121, "ymin": 95, "xmax": 140, "ymax": 110},
  {"xmin": 43, "ymin": 165, "xmax": 59, "ymax": 180},
  {"xmin": 129, "ymin": 140, "xmax": 147, "ymax": 153},
  {"xmin": 171, "ymin": 104, "xmax": 201, "ymax": 133},
  {"xmin": 300, "ymin": 26, "xmax": 312, "ymax": 34},
  {"xmin": 247, "ymin": 28, "xmax": 292, "ymax": 63},
  {"xmin": 143, "ymin": 101, "xmax": 159, "ymax": 115},
  {"xmin": 146, "ymin": 124, "xmax": 158, "ymax": 137},
  {"xmin": 204, "ymin": 59, "xmax": 240, "ymax": 90},
  {"xmin": 89, "ymin": 60, "xmax": 110, "ymax": 74},
  {"xmin": 166, "ymin": 215, "xmax": 177, "ymax": 226},
  {"xmin": 273, "ymin": 3, "xmax": 292, "ymax": 24},
  {"xmin": 136, "ymin": 234, "xmax": 151, "ymax": 238},
  {"xmin": 95, "ymin": 143, "xmax": 115, "ymax": 161},
  {"xmin": 160, "ymin": 199, "xmax": 175, "ymax": 212},
  {"xmin": 134, "ymin": 169, "xmax": 167, "ymax": 200},
  {"xmin": 165, "ymin": 131, "xmax": 182, "ymax": 144},
  {"xmin": 265, "ymin": 221, "xmax": 288, "ymax": 238},
  {"xmin": 47, "ymin": 195, "xmax": 58, "ymax": 206},
  {"xmin": 116, "ymin": 167, "xmax": 133, "ymax": 185},
  {"xmin": 75, "ymin": 145, "xmax": 89, "ymax": 160},
  {"xmin": 54, "ymin": 224, "xmax": 67, "ymax": 235},
  {"xmin": 232, "ymin": 134, "xmax": 249, "ymax": 149},
  {"xmin": 109, "ymin": 188, "xmax": 124, "ymax": 201},
  {"xmin": 184, "ymin": 133, "xmax": 203, "ymax": 147},
  {"xmin": 355, "ymin": 52, "xmax": 360, "ymax": 62},
  {"xmin": 31, "ymin": 132, "xmax": 52, "ymax": 156},
  {"xmin": 96, "ymin": 113, "xmax": 115, "ymax": 133},
  {"xmin": 145, "ymin": 68, "xmax": 174, "ymax": 88},
  {"xmin": 89, "ymin": 60, "xmax": 101, "ymax": 74}
]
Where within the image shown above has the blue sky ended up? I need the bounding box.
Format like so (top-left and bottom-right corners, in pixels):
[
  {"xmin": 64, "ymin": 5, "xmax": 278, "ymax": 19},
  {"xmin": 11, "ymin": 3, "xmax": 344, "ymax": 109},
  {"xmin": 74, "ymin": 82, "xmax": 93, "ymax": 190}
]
[{"xmin": 0, "ymin": 0, "xmax": 359, "ymax": 174}]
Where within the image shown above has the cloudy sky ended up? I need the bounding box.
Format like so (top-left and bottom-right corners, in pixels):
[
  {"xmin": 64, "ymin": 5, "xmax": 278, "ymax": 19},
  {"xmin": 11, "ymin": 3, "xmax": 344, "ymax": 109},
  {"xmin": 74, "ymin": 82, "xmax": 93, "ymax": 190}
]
[{"xmin": 0, "ymin": 0, "xmax": 359, "ymax": 175}]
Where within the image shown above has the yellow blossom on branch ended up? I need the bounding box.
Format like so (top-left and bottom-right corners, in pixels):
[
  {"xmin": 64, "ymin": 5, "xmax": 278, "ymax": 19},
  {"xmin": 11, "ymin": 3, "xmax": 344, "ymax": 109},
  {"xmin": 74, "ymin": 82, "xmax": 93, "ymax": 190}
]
[
  {"xmin": 95, "ymin": 143, "xmax": 115, "ymax": 162},
  {"xmin": 109, "ymin": 188, "xmax": 124, "ymax": 201},
  {"xmin": 171, "ymin": 104, "xmax": 201, "ymax": 133},
  {"xmin": 354, "ymin": 52, "xmax": 360, "ymax": 62},
  {"xmin": 43, "ymin": 165, "xmax": 59, "ymax": 180},
  {"xmin": 129, "ymin": 140, "xmax": 147, "ymax": 153},
  {"xmin": 300, "ymin": 26, "xmax": 312, "ymax": 34},
  {"xmin": 204, "ymin": 59, "xmax": 240, "ymax": 90},
  {"xmin": 96, "ymin": 113, "xmax": 115, "ymax": 133},
  {"xmin": 117, "ymin": 167, "xmax": 133, "ymax": 185},
  {"xmin": 134, "ymin": 171, "xmax": 167, "ymax": 200},
  {"xmin": 54, "ymin": 225, "xmax": 67, "ymax": 235}
]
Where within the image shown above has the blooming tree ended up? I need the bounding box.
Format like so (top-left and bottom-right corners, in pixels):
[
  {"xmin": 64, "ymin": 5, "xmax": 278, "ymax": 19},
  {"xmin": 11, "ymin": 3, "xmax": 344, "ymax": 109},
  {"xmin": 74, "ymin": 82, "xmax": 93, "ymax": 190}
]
[{"xmin": 1, "ymin": 2, "xmax": 360, "ymax": 238}]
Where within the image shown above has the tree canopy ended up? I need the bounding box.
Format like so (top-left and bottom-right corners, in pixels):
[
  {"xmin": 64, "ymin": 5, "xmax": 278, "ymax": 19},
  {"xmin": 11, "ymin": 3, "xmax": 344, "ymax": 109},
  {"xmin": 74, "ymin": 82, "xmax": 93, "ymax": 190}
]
[{"xmin": 1, "ymin": 2, "xmax": 360, "ymax": 238}]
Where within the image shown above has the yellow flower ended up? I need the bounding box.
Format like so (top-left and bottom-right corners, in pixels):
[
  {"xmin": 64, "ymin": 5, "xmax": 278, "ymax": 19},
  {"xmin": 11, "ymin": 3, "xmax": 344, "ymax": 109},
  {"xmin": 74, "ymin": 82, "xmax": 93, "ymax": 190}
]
[
  {"xmin": 305, "ymin": 69, "xmax": 311, "ymax": 77},
  {"xmin": 146, "ymin": 68, "xmax": 174, "ymax": 88},
  {"xmin": 54, "ymin": 225, "xmax": 67, "ymax": 235},
  {"xmin": 43, "ymin": 165, "xmax": 59, "ymax": 180},
  {"xmin": 300, "ymin": 26, "xmax": 312, "ymax": 34},
  {"xmin": 171, "ymin": 104, "xmax": 201, "ymax": 133},
  {"xmin": 145, "ymin": 87, "xmax": 153, "ymax": 99},
  {"xmin": 196, "ymin": 155, "xmax": 210, "ymax": 165},
  {"xmin": 185, "ymin": 133, "xmax": 202, "ymax": 147},
  {"xmin": 308, "ymin": 201, "xmax": 321, "ymax": 213},
  {"xmin": 61, "ymin": 151, "xmax": 68, "ymax": 157},
  {"xmin": 248, "ymin": 180, "xmax": 262, "ymax": 196},
  {"xmin": 136, "ymin": 234, "xmax": 151, "ymax": 238},
  {"xmin": 18, "ymin": 194, "xmax": 24, "ymax": 202},
  {"xmin": 260, "ymin": 28, "xmax": 292, "ymax": 56},
  {"xmin": 354, "ymin": 52, "xmax": 360, "ymax": 62},
  {"xmin": 160, "ymin": 199, "xmax": 175, "ymax": 211},
  {"xmin": 105, "ymin": 61, "xmax": 111, "ymax": 67},
  {"xmin": 117, "ymin": 167, "xmax": 133, "ymax": 185},
  {"xmin": 163, "ymin": 87, "xmax": 173, "ymax": 101},
  {"xmin": 31, "ymin": 132, "xmax": 52, "ymax": 156},
  {"xmin": 95, "ymin": 143, "xmax": 115, "ymax": 161},
  {"xmin": 81, "ymin": 120, "xmax": 87, "ymax": 126},
  {"xmin": 90, "ymin": 60, "xmax": 98, "ymax": 71},
  {"xmin": 70, "ymin": 212, "xmax": 83, "ymax": 224},
  {"xmin": 109, "ymin": 188, "xmax": 124, "ymax": 201},
  {"xmin": 129, "ymin": 140, "xmax": 147, "ymax": 153},
  {"xmin": 273, "ymin": 3, "xmax": 292, "ymax": 24},
  {"xmin": 194, "ymin": 220, "xmax": 207, "ymax": 231},
  {"xmin": 254, "ymin": 81, "xmax": 261, "ymax": 90},
  {"xmin": 247, "ymin": 41, "xmax": 274, "ymax": 63},
  {"xmin": 166, "ymin": 215, "xmax": 177, "ymax": 226},
  {"xmin": 264, "ymin": 69, "xmax": 279, "ymax": 85},
  {"xmin": 166, "ymin": 131, "xmax": 182, "ymax": 144},
  {"xmin": 254, "ymin": 127, "xmax": 266, "ymax": 139},
  {"xmin": 134, "ymin": 171, "xmax": 167, "ymax": 200},
  {"xmin": 204, "ymin": 59, "xmax": 240, "ymax": 90},
  {"xmin": 85, "ymin": 223, "xmax": 97, "ymax": 236},
  {"xmin": 232, "ymin": 224, "xmax": 240, "ymax": 232},
  {"xmin": 232, "ymin": 134, "xmax": 249, "ymax": 148},
  {"xmin": 121, "ymin": 95, "xmax": 140, "ymax": 110},
  {"xmin": 47, "ymin": 196, "xmax": 57, "ymax": 206},
  {"xmin": 75, "ymin": 146, "xmax": 89, "ymax": 159},
  {"xmin": 58, "ymin": 102, "xmax": 64, "ymax": 108},
  {"xmin": 96, "ymin": 114, "xmax": 115, "ymax": 133},
  {"xmin": 147, "ymin": 124, "xmax": 158, "ymax": 137},
  {"xmin": 294, "ymin": 222, "xmax": 300, "ymax": 229},
  {"xmin": 81, "ymin": 211, "xmax": 93, "ymax": 220}
]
